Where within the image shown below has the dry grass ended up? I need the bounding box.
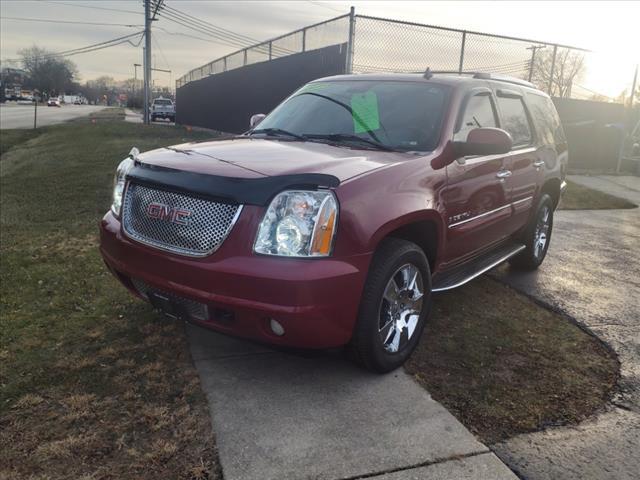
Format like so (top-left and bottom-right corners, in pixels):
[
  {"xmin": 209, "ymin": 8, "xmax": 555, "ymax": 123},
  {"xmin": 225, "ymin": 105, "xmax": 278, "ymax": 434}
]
[
  {"xmin": 406, "ymin": 277, "xmax": 619, "ymax": 444},
  {"xmin": 559, "ymin": 180, "xmax": 637, "ymax": 210},
  {"xmin": 0, "ymin": 112, "xmax": 221, "ymax": 479}
]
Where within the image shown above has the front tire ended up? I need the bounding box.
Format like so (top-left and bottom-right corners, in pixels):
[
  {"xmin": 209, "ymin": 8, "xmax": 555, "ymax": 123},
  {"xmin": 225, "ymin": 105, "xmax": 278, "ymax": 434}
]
[
  {"xmin": 510, "ymin": 193, "xmax": 554, "ymax": 271},
  {"xmin": 350, "ymin": 238, "xmax": 432, "ymax": 373}
]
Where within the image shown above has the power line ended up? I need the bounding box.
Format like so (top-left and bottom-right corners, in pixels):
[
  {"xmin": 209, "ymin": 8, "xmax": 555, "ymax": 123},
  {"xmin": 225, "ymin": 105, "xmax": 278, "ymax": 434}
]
[
  {"xmin": 1, "ymin": 32, "xmax": 145, "ymax": 63},
  {"xmin": 38, "ymin": 0, "xmax": 142, "ymax": 15},
  {"xmin": 305, "ymin": 1, "xmax": 345, "ymax": 14},
  {"xmin": 156, "ymin": 9, "xmax": 274, "ymax": 52},
  {"xmin": 0, "ymin": 16, "xmax": 143, "ymax": 27},
  {"xmin": 161, "ymin": 3, "xmax": 272, "ymax": 47},
  {"xmin": 155, "ymin": 2, "xmax": 293, "ymax": 55}
]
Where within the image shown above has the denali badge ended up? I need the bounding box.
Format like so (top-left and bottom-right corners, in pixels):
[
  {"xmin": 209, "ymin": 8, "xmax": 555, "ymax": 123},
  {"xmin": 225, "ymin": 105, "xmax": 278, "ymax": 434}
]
[{"xmin": 146, "ymin": 202, "xmax": 192, "ymax": 225}]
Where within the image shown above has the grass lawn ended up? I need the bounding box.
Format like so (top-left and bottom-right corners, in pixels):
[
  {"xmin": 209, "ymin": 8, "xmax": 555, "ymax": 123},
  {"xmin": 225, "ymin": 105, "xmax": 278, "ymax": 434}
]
[
  {"xmin": 1, "ymin": 110, "xmax": 221, "ymax": 479},
  {"xmin": 559, "ymin": 180, "xmax": 637, "ymax": 210},
  {"xmin": 407, "ymin": 278, "xmax": 618, "ymax": 444}
]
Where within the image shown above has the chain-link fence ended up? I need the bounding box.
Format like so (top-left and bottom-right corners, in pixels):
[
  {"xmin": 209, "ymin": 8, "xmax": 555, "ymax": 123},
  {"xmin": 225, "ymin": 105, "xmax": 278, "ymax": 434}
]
[
  {"xmin": 176, "ymin": 14, "xmax": 350, "ymax": 89},
  {"xmin": 177, "ymin": 10, "xmax": 638, "ymax": 106}
]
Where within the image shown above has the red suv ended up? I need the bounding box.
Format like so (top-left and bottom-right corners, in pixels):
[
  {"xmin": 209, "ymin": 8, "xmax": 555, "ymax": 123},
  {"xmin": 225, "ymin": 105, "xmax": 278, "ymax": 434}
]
[{"xmin": 100, "ymin": 72, "xmax": 567, "ymax": 372}]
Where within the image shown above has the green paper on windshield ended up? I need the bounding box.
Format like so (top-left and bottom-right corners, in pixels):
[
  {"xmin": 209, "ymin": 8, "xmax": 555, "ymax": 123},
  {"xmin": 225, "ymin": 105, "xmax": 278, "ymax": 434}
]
[{"xmin": 351, "ymin": 91, "xmax": 380, "ymax": 133}]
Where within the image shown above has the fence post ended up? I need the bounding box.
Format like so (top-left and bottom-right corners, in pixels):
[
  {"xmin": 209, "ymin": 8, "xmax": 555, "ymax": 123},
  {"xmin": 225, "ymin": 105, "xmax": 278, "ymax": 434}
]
[
  {"xmin": 223, "ymin": 56, "xmax": 227, "ymax": 72},
  {"xmin": 345, "ymin": 6, "xmax": 356, "ymax": 74},
  {"xmin": 243, "ymin": 49, "xmax": 248, "ymax": 66},
  {"xmin": 269, "ymin": 41, "xmax": 273, "ymax": 60},
  {"xmin": 458, "ymin": 31, "xmax": 466, "ymax": 73},
  {"xmin": 547, "ymin": 45, "xmax": 558, "ymax": 96},
  {"xmin": 302, "ymin": 28, "xmax": 306, "ymax": 52}
]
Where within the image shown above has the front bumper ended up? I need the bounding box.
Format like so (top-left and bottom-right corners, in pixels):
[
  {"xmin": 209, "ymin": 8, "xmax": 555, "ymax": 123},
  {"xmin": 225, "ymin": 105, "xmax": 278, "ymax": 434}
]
[{"xmin": 99, "ymin": 209, "xmax": 371, "ymax": 348}]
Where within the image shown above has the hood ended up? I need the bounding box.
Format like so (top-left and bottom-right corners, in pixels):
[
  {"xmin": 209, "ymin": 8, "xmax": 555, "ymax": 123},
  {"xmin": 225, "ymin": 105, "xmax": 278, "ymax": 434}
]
[{"xmin": 137, "ymin": 137, "xmax": 414, "ymax": 182}]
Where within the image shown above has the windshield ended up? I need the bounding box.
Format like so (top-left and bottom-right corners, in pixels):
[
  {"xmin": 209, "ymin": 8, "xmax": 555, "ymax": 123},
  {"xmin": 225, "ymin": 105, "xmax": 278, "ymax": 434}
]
[
  {"xmin": 153, "ymin": 99, "xmax": 172, "ymax": 105},
  {"xmin": 254, "ymin": 80, "xmax": 448, "ymax": 152}
]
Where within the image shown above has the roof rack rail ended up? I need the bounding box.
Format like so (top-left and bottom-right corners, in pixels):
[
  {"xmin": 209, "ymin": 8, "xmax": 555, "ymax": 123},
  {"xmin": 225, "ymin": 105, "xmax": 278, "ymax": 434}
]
[{"xmin": 418, "ymin": 70, "xmax": 536, "ymax": 88}]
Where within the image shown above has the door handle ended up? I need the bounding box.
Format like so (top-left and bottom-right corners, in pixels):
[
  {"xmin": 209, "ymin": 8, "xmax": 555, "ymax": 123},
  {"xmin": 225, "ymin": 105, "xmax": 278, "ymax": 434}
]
[
  {"xmin": 533, "ymin": 160, "xmax": 545, "ymax": 168},
  {"xmin": 496, "ymin": 170, "xmax": 512, "ymax": 179}
]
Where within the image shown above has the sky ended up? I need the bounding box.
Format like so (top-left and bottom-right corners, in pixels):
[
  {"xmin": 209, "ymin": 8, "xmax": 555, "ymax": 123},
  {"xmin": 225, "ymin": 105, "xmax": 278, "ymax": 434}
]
[{"xmin": 1, "ymin": 1, "xmax": 638, "ymax": 98}]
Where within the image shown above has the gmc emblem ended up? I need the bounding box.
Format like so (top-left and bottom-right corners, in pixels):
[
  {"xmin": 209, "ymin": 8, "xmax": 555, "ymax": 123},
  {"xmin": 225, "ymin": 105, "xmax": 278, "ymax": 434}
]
[{"xmin": 146, "ymin": 202, "xmax": 192, "ymax": 225}]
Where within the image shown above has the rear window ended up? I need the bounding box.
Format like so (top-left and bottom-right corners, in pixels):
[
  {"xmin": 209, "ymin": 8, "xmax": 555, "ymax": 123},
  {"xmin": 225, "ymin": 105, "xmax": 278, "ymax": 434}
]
[
  {"xmin": 153, "ymin": 99, "xmax": 172, "ymax": 105},
  {"xmin": 496, "ymin": 96, "xmax": 532, "ymax": 147},
  {"xmin": 526, "ymin": 93, "xmax": 565, "ymax": 146}
]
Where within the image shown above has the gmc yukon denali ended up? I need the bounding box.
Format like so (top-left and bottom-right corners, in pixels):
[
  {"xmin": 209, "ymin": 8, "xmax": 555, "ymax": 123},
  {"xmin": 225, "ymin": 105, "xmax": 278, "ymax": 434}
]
[{"xmin": 100, "ymin": 72, "xmax": 567, "ymax": 372}]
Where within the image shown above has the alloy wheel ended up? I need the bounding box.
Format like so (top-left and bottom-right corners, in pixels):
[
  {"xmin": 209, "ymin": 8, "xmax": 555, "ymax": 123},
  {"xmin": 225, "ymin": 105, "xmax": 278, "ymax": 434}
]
[{"xmin": 377, "ymin": 263, "xmax": 424, "ymax": 354}]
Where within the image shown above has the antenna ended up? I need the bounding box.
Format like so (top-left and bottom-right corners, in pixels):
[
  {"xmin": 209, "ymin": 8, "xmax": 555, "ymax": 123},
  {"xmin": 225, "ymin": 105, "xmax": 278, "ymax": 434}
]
[{"xmin": 423, "ymin": 67, "xmax": 433, "ymax": 79}]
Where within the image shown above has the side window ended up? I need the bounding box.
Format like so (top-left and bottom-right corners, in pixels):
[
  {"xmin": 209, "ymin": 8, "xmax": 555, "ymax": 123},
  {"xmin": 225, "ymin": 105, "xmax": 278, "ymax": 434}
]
[
  {"xmin": 525, "ymin": 92, "xmax": 565, "ymax": 146},
  {"xmin": 496, "ymin": 96, "xmax": 532, "ymax": 147},
  {"xmin": 454, "ymin": 94, "xmax": 497, "ymax": 141}
]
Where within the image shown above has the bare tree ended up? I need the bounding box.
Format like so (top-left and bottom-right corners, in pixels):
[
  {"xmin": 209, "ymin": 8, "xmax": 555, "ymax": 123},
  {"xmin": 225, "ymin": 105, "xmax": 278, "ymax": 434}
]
[
  {"xmin": 18, "ymin": 46, "xmax": 78, "ymax": 96},
  {"xmin": 532, "ymin": 49, "xmax": 585, "ymax": 98}
]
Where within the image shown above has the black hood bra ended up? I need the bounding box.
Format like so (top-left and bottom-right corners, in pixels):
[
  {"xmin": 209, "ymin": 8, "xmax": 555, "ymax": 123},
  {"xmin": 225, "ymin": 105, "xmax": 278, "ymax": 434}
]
[{"xmin": 127, "ymin": 161, "xmax": 340, "ymax": 206}]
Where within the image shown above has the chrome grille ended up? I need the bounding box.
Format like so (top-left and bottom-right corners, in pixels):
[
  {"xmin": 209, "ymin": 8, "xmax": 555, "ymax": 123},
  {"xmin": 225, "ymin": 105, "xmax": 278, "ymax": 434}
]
[
  {"xmin": 122, "ymin": 183, "xmax": 241, "ymax": 257},
  {"xmin": 131, "ymin": 278, "xmax": 208, "ymax": 321}
]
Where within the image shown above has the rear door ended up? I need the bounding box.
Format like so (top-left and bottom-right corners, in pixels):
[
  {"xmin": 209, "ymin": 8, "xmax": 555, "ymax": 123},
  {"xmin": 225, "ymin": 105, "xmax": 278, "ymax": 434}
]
[
  {"xmin": 443, "ymin": 87, "xmax": 512, "ymax": 265},
  {"xmin": 493, "ymin": 87, "xmax": 540, "ymax": 232}
]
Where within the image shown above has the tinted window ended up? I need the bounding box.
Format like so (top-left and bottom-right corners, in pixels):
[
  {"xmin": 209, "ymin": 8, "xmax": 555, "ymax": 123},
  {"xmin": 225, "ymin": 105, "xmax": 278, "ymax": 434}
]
[
  {"xmin": 526, "ymin": 93, "xmax": 565, "ymax": 145},
  {"xmin": 256, "ymin": 81, "xmax": 448, "ymax": 152},
  {"xmin": 454, "ymin": 94, "xmax": 497, "ymax": 141},
  {"xmin": 153, "ymin": 99, "xmax": 172, "ymax": 105},
  {"xmin": 497, "ymin": 96, "xmax": 532, "ymax": 146}
]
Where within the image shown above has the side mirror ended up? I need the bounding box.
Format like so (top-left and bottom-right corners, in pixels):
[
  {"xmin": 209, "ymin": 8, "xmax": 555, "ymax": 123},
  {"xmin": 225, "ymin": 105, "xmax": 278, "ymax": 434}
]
[
  {"xmin": 452, "ymin": 127, "xmax": 513, "ymax": 163},
  {"xmin": 250, "ymin": 113, "xmax": 266, "ymax": 129}
]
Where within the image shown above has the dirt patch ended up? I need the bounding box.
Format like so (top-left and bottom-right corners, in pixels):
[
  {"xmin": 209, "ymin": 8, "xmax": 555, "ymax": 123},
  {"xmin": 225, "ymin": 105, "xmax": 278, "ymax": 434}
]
[{"xmin": 406, "ymin": 277, "xmax": 619, "ymax": 444}]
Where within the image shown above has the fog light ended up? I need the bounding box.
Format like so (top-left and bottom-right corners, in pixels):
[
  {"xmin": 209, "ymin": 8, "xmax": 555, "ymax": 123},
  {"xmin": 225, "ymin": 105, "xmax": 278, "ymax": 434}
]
[{"xmin": 269, "ymin": 318, "xmax": 285, "ymax": 336}]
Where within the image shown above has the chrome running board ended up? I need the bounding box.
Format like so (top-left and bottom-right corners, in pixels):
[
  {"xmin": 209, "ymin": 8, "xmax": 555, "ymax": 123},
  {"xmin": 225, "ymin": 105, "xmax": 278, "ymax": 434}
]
[{"xmin": 432, "ymin": 242, "xmax": 525, "ymax": 292}]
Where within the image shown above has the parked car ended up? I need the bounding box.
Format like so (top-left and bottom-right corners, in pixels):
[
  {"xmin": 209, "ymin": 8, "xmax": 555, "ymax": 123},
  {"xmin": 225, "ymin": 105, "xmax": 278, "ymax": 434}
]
[
  {"xmin": 47, "ymin": 97, "xmax": 61, "ymax": 107},
  {"xmin": 150, "ymin": 97, "xmax": 175, "ymax": 122},
  {"xmin": 100, "ymin": 72, "xmax": 567, "ymax": 372}
]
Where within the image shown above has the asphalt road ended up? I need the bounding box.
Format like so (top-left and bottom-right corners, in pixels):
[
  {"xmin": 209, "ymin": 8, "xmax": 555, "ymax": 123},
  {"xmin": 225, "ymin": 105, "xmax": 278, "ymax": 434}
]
[{"xmin": 0, "ymin": 103, "xmax": 107, "ymax": 129}]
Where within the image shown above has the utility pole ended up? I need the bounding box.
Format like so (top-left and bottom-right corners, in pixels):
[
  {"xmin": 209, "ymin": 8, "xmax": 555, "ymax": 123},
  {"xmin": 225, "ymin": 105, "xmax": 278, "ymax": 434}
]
[
  {"xmin": 143, "ymin": 0, "xmax": 152, "ymax": 124},
  {"xmin": 526, "ymin": 45, "xmax": 545, "ymax": 83},
  {"xmin": 630, "ymin": 64, "xmax": 638, "ymax": 108},
  {"xmin": 134, "ymin": 63, "xmax": 141, "ymax": 100}
]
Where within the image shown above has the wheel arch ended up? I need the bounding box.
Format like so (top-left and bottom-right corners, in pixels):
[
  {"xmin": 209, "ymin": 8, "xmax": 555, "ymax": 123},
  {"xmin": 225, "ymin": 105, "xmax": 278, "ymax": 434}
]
[
  {"xmin": 369, "ymin": 211, "xmax": 445, "ymax": 271},
  {"xmin": 541, "ymin": 177, "xmax": 562, "ymax": 209}
]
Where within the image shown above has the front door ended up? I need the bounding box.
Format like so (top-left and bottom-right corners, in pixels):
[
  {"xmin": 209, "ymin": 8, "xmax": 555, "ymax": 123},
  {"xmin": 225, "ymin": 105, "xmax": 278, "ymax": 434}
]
[{"xmin": 442, "ymin": 89, "xmax": 512, "ymax": 266}]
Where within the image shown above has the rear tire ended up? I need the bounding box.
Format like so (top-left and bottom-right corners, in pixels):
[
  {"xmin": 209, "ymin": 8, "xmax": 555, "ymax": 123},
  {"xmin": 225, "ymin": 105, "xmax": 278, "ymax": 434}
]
[
  {"xmin": 350, "ymin": 238, "xmax": 432, "ymax": 373},
  {"xmin": 510, "ymin": 193, "xmax": 554, "ymax": 271}
]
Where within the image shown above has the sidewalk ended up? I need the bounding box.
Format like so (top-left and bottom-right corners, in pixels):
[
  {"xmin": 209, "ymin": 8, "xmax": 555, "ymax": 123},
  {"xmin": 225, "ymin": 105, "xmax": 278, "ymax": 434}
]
[
  {"xmin": 124, "ymin": 108, "xmax": 142, "ymax": 123},
  {"xmin": 188, "ymin": 324, "xmax": 517, "ymax": 480}
]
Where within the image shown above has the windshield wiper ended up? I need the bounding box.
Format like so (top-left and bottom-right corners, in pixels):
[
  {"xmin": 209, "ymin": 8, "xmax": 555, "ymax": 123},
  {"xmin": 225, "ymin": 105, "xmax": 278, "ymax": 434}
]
[
  {"xmin": 249, "ymin": 128, "xmax": 307, "ymax": 141},
  {"xmin": 304, "ymin": 133, "xmax": 395, "ymax": 152}
]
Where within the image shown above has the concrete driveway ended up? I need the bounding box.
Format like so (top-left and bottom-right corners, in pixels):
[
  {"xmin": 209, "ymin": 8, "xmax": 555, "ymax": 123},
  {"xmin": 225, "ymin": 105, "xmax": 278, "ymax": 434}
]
[
  {"xmin": 189, "ymin": 325, "xmax": 516, "ymax": 480},
  {"xmin": 491, "ymin": 175, "xmax": 640, "ymax": 480},
  {"xmin": 0, "ymin": 103, "xmax": 106, "ymax": 129}
]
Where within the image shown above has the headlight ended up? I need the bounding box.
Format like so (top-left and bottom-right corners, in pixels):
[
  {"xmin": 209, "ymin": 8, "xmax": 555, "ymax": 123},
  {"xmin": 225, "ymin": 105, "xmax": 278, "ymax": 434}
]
[
  {"xmin": 110, "ymin": 157, "xmax": 134, "ymax": 216},
  {"xmin": 254, "ymin": 190, "xmax": 338, "ymax": 257}
]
